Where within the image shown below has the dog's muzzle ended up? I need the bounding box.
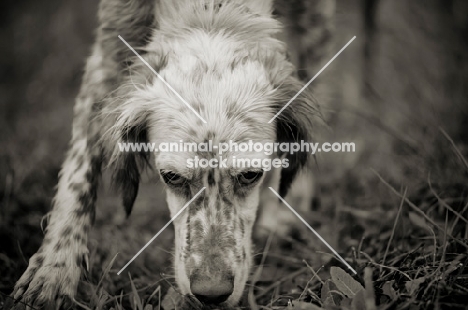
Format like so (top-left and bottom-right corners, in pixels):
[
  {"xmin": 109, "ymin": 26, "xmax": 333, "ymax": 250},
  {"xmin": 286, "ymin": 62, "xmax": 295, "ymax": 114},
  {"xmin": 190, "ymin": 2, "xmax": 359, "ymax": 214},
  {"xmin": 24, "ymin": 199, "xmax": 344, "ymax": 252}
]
[{"xmin": 190, "ymin": 269, "xmax": 234, "ymax": 304}]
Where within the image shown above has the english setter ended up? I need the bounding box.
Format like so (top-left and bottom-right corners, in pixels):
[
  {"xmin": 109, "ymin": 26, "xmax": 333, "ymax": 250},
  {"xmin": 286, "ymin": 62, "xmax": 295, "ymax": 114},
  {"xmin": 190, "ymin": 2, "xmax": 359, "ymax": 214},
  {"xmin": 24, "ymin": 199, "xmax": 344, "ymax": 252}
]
[{"xmin": 11, "ymin": 0, "xmax": 334, "ymax": 308}]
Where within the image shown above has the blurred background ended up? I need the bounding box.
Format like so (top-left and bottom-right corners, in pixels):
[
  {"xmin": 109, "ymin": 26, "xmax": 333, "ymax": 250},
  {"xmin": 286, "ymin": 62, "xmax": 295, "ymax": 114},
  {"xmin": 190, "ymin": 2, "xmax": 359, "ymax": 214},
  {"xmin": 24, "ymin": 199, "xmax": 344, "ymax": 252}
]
[{"xmin": 1, "ymin": 0, "xmax": 467, "ymax": 308}]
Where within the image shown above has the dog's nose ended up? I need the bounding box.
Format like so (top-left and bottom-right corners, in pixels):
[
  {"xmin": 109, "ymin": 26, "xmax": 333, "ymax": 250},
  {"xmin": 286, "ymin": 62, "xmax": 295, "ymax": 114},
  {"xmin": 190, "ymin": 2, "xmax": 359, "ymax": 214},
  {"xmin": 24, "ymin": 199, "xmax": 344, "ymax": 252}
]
[{"xmin": 190, "ymin": 274, "xmax": 234, "ymax": 304}]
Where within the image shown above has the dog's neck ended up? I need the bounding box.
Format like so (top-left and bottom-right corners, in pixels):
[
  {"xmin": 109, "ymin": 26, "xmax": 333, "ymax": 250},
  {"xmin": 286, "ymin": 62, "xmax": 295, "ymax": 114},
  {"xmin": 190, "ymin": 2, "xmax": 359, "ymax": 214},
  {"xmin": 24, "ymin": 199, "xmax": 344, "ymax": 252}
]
[
  {"xmin": 147, "ymin": 0, "xmax": 292, "ymax": 87},
  {"xmin": 154, "ymin": 0, "xmax": 279, "ymax": 41}
]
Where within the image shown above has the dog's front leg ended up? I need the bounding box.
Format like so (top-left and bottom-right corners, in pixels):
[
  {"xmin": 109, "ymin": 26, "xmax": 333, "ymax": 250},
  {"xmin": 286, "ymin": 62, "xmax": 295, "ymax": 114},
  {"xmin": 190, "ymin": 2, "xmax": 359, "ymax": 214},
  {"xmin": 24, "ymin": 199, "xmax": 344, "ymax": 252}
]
[{"xmin": 8, "ymin": 45, "xmax": 106, "ymax": 309}]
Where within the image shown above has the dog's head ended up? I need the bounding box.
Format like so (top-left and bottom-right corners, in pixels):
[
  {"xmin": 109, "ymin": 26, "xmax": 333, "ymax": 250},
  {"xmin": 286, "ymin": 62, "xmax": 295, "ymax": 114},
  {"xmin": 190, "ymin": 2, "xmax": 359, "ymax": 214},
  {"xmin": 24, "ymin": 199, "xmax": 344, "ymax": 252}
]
[{"xmin": 105, "ymin": 0, "xmax": 323, "ymax": 307}]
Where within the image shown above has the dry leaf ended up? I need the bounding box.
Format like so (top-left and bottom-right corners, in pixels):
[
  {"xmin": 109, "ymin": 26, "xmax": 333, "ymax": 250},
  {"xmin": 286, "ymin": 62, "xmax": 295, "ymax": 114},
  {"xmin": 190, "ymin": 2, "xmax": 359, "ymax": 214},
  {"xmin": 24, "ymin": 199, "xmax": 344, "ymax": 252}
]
[
  {"xmin": 291, "ymin": 300, "xmax": 324, "ymax": 309},
  {"xmin": 321, "ymin": 280, "xmax": 338, "ymax": 302},
  {"xmin": 382, "ymin": 281, "xmax": 397, "ymax": 300},
  {"xmin": 330, "ymin": 267, "xmax": 364, "ymax": 298},
  {"xmin": 405, "ymin": 277, "xmax": 426, "ymax": 295}
]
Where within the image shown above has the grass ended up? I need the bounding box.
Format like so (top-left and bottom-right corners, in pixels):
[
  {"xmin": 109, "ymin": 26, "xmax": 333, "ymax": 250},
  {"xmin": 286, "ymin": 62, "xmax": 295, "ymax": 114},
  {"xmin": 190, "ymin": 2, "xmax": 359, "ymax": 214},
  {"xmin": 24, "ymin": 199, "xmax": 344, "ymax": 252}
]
[{"xmin": 1, "ymin": 133, "xmax": 467, "ymax": 309}]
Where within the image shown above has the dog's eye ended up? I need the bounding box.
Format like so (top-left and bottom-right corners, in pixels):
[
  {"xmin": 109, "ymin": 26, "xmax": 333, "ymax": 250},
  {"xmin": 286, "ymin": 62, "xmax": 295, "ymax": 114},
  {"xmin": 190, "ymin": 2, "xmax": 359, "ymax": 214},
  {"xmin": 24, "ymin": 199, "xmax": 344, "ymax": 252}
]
[
  {"xmin": 160, "ymin": 170, "xmax": 185, "ymax": 186},
  {"xmin": 237, "ymin": 170, "xmax": 263, "ymax": 185}
]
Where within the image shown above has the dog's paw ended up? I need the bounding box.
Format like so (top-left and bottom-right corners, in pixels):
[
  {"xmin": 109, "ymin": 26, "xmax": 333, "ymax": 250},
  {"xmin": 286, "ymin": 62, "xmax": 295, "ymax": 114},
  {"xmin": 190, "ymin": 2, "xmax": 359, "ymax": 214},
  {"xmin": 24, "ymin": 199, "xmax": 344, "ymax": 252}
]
[{"xmin": 8, "ymin": 250, "xmax": 86, "ymax": 310}]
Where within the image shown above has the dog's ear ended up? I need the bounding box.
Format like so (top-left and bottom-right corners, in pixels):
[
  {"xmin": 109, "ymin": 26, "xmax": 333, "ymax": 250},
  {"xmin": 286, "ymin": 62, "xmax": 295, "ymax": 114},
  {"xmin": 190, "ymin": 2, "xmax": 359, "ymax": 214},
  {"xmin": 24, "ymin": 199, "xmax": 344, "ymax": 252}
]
[
  {"xmin": 274, "ymin": 76, "xmax": 325, "ymax": 197},
  {"xmin": 112, "ymin": 122, "xmax": 150, "ymax": 217},
  {"xmin": 104, "ymin": 54, "xmax": 164, "ymax": 217}
]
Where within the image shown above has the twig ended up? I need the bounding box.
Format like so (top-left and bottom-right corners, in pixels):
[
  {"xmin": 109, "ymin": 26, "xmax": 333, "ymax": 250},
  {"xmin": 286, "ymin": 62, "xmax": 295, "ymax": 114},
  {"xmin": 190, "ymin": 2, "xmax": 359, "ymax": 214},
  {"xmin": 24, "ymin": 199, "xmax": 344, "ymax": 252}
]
[
  {"xmin": 428, "ymin": 174, "xmax": 468, "ymax": 225},
  {"xmin": 250, "ymin": 231, "xmax": 274, "ymax": 310},
  {"xmin": 437, "ymin": 210, "xmax": 449, "ymax": 274},
  {"xmin": 303, "ymin": 260, "xmax": 324, "ymax": 285},
  {"xmin": 255, "ymin": 267, "xmax": 310, "ymax": 299},
  {"xmin": 97, "ymin": 253, "xmax": 119, "ymax": 289},
  {"xmin": 360, "ymin": 251, "xmax": 412, "ymax": 280},
  {"xmin": 299, "ymin": 262, "xmax": 323, "ymax": 301},
  {"xmin": 450, "ymin": 201, "xmax": 468, "ymax": 237},
  {"xmin": 0, "ymin": 292, "xmax": 41, "ymax": 310},
  {"xmin": 371, "ymin": 169, "xmax": 468, "ymax": 249},
  {"xmin": 439, "ymin": 127, "xmax": 468, "ymax": 171},
  {"xmin": 382, "ymin": 187, "xmax": 406, "ymax": 268}
]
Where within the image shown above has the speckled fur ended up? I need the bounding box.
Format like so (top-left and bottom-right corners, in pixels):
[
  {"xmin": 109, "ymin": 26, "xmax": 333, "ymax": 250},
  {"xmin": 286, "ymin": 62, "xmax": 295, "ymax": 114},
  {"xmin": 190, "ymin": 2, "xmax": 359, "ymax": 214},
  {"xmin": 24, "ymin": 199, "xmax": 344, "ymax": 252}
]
[{"xmin": 10, "ymin": 0, "xmax": 332, "ymax": 308}]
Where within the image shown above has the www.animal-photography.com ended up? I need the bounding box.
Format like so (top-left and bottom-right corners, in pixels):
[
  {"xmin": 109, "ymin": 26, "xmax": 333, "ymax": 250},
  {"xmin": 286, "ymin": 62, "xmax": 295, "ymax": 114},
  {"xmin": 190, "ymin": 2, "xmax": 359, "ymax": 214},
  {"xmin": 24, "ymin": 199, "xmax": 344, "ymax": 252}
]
[{"xmin": 1, "ymin": 0, "xmax": 467, "ymax": 309}]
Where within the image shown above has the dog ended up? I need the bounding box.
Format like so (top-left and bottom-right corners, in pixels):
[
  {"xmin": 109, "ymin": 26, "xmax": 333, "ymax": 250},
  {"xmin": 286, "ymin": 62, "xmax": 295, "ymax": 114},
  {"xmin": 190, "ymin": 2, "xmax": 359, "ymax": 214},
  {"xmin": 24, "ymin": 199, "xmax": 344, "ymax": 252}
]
[{"xmin": 10, "ymin": 0, "xmax": 334, "ymax": 308}]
